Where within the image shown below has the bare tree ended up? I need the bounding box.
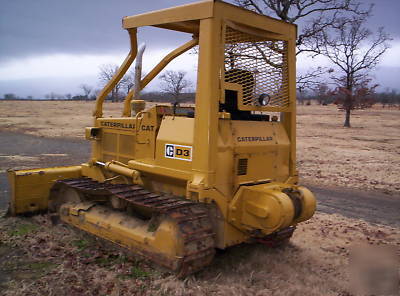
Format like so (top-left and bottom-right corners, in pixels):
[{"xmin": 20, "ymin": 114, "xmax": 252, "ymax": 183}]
[
  {"xmin": 123, "ymin": 71, "xmax": 135, "ymax": 95},
  {"xmin": 312, "ymin": 16, "xmax": 391, "ymax": 127},
  {"xmin": 235, "ymin": 0, "xmax": 369, "ymax": 53},
  {"xmin": 297, "ymin": 67, "xmax": 334, "ymax": 94},
  {"xmin": 159, "ymin": 70, "xmax": 192, "ymax": 103},
  {"xmin": 313, "ymin": 82, "xmax": 334, "ymax": 105},
  {"xmin": 235, "ymin": 0, "xmax": 370, "ymax": 89},
  {"xmin": 98, "ymin": 64, "xmax": 130, "ymax": 102},
  {"xmin": 79, "ymin": 84, "xmax": 92, "ymax": 100},
  {"xmin": 120, "ymin": 70, "xmax": 149, "ymax": 96}
]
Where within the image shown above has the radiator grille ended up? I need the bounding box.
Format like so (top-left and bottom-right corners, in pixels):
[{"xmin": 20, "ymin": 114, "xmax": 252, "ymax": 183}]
[
  {"xmin": 224, "ymin": 25, "xmax": 289, "ymax": 110},
  {"xmin": 237, "ymin": 158, "xmax": 248, "ymax": 176}
]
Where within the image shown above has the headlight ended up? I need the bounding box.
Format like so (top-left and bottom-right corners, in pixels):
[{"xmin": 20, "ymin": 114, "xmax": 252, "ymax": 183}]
[{"xmin": 258, "ymin": 93, "xmax": 271, "ymax": 106}]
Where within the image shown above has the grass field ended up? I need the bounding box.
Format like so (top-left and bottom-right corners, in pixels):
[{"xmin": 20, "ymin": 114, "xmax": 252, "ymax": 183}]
[{"xmin": 0, "ymin": 100, "xmax": 399, "ymax": 194}]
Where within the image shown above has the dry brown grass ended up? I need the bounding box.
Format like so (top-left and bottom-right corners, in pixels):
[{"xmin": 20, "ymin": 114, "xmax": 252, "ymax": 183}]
[
  {"xmin": 296, "ymin": 105, "xmax": 400, "ymax": 194},
  {"xmin": 0, "ymin": 212, "xmax": 398, "ymax": 295},
  {"xmin": 0, "ymin": 101, "xmax": 117, "ymax": 139},
  {"xmin": 1, "ymin": 100, "xmax": 399, "ymax": 194}
]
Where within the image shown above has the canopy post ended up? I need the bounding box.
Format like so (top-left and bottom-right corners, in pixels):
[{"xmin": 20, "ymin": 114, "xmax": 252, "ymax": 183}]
[{"xmin": 93, "ymin": 28, "xmax": 138, "ymax": 119}]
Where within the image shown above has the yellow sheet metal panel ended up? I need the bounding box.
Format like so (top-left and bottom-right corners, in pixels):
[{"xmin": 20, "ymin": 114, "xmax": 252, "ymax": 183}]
[
  {"xmin": 283, "ymin": 38, "xmax": 298, "ymax": 176},
  {"xmin": 214, "ymin": 120, "xmax": 235, "ymax": 198},
  {"xmin": 191, "ymin": 17, "xmax": 223, "ymax": 188},
  {"xmin": 214, "ymin": 1, "xmax": 296, "ymax": 38},
  {"xmin": 122, "ymin": 0, "xmax": 214, "ymax": 29},
  {"xmin": 154, "ymin": 21, "xmax": 200, "ymax": 34},
  {"xmin": 95, "ymin": 115, "xmax": 158, "ymax": 164},
  {"xmin": 7, "ymin": 166, "xmax": 82, "ymax": 215},
  {"xmin": 231, "ymin": 121, "xmax": 290, "ymax": 184},
  {"xmin": 133, "ymin": 110, "xmax": 159, "ymax": 160},
  {"xmin": 155, "ymin": 116, "xmax": 194, "ymax": 171}
]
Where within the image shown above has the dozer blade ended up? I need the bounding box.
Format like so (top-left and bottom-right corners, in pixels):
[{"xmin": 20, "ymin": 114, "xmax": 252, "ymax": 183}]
[
  {"xmin": 50, "ymin": 178, "xmax": 216, "ymax": 277},
  {"xmin": 7, "ymin": 166, "xmax": 82, "ymax": 215}
]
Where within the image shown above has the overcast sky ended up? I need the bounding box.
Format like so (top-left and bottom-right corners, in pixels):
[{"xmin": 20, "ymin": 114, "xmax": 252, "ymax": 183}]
[{"xmin": 0, "ymin": 0, "xmax": 399, "ymax": 98}]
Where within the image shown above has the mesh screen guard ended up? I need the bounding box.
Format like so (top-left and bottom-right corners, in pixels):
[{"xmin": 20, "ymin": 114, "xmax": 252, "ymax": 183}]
[{"xmin": 223, "ymin": 24, "xmax": 290, "ymax": 111}]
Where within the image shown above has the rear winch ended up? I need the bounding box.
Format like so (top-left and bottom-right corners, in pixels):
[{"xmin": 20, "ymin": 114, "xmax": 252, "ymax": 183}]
[{"xmin": 228, "ymin": 182, "xmax": 316, "ymax": 236}]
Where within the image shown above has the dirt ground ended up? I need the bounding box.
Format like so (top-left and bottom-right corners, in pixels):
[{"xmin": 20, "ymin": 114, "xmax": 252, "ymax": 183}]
[
  {"xmin": 0, "ymin": 100, "xmax": 399, "ymax": 194},
  {"xmin": 0, "ymin": 100, "xmax": 399, "ymax": 295},
  {"xmin": 0, "ymin": 212, "xmax": 398, "ymax": 296}
]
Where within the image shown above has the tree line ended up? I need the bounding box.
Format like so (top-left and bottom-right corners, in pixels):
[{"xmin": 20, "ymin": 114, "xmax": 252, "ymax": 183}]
[
  {"xmin": 298, "ymin": 86, "xmax": 400, "ymax": 109},
  {"xmin": 1, "ymin": 69, "xmax": 193, "ymax": 103}
]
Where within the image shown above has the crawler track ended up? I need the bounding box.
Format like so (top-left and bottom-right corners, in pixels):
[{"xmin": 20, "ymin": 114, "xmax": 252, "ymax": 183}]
[{"xmin": 50, "ymin": 177, "xmax": 215, "ymax": 276}]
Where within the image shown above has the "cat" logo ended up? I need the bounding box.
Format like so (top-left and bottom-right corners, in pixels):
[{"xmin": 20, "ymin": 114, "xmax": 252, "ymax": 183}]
[{"xmin": 165, "ymin": 144, "xmax": 192, "ymax": 161}]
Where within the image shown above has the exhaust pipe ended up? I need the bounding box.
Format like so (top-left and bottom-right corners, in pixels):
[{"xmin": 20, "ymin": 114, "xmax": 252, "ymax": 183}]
[
  {"xmin": 130, "ymin": 43, "xmax": 146, "ymax": 115},
  {"xmin": 133, "ymin": 43, "xmax": 146, "ymax": 100}
]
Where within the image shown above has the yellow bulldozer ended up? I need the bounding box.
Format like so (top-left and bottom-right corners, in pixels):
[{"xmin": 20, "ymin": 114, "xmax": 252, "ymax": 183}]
[{"xmin": 7, "ymin": 0, "xmax": 316, "ymax": 276}]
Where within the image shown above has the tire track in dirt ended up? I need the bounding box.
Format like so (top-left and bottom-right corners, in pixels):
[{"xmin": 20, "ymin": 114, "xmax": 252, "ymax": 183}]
[{"xmin": 307, "ymin": 184, "xmax": 400, "ymax": 228}]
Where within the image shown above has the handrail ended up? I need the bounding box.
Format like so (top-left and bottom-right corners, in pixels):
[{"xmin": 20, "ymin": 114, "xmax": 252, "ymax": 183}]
[
  {"xmin": 93, "ymin": 28, "xmax": 138, "ymax": 118},
  {"xmin": 122, "ymin": 37, "xmax": 198, "ymax": 117}
]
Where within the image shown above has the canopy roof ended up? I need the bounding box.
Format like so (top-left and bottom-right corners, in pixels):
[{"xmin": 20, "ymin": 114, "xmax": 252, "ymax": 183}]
[{"xmin": 122, "ymin": 0, "xmax": 296, "ymax": 40}]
